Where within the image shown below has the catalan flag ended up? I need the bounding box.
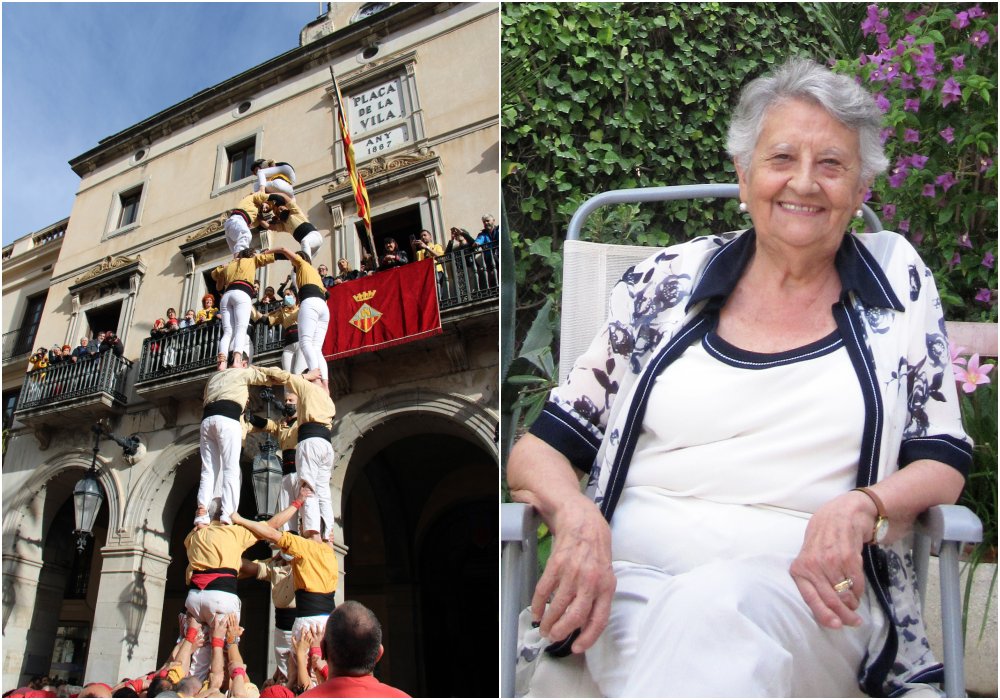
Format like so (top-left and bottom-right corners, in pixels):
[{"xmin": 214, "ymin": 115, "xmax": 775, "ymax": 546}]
[{"xmin": 331, "ymin": 69, "xmax": 377, "ymax": 266}]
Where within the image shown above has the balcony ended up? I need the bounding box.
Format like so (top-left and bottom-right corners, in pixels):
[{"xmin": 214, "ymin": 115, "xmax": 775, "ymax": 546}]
[
  {"xmin": 2, "ymin": 329, "xmax": 36, "ymax": 365},
  {"xmin": 438, "ymin": 241, "xmax": 499, "ymax": 311},
  {"xmin": 15, "ymin": 352, "xmax": 132, "ymax": 428}
]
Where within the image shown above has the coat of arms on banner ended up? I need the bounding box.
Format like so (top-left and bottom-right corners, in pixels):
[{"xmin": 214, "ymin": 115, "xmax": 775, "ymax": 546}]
[{"xmin": 349, "ymin": 290, "xmax": 382, "ymax": 333}]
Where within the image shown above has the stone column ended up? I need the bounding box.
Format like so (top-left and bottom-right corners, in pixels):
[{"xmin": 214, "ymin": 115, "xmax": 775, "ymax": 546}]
[
  {"xmin": 1, "ymin": 553, "xmax": 46, "ymax": 690},
  {"xmin": 84, "ymin": 544, "xmax": 171, "ymax": 683}
]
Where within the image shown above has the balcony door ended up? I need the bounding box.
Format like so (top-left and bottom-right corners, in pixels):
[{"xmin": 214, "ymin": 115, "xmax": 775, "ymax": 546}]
[{"xmin": 14, "ymin": 292, "xmax": 47, "ymax": 356}]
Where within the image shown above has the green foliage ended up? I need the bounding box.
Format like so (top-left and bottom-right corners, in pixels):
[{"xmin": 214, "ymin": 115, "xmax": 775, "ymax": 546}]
[
  {"xmin": 502, "ymin": 2, "xmax": 829, "ymax": 344},
  {"xmin": 830, "ymin": 3, "xmax": 997, "ymax": 322}
]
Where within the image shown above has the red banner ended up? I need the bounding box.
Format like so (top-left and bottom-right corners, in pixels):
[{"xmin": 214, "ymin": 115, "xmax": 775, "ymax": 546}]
[{"xmin": 323, "ymin": 259, "xmax": 442, "ymax": 361}]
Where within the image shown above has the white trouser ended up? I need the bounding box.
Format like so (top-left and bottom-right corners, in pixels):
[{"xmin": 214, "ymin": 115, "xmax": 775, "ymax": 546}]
[
  {"xmin": 297, "ymin": 230, "xmax": 324, "ymax": 261},
  {"xmin": 273, "ymin": 627, "xmax": 294, "ymax": 676},
  {"xmin": 296, "ymin": 437, "xmax": 334, "ymax": 537},
  {"xmin": 196, "ymin": 416, "xmax": 243, "ymax": 525},
  {"xmin": 224, "ymin": 214, "xmax": 252, "ymax": 255},
  {"xmin": 297, "ymin": 297, "xmax": 329, "ymax": 381},
  {"xmin": 256, "ymin": 164, "xmax": 296, "ymax": 195},
  {"xmin": 585, "ymin": 556, "xmax": 874, "ymax": 697},
  {"xmin": 276, "ymin": 472, "xmax": 299, "ymax": 532},
  {"xmin": 281, "ymin": 341, "xmax": 306, "ymax": 375},
  {"xmin": 218, "ymin": 290, "xmax": 252, "ymax": 361},
  {"xmin": 185, "ymin": 589, "xmax": 241, "ymax": 680},
  {"xmin": 291, "ymin": 614, "xmax": 330, "ymax": 645}
]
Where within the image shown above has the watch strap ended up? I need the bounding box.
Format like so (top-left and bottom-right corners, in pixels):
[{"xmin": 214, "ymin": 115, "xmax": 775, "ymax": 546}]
[{"xmin": 852, "ymin": 487, "xmax": 886, "ymax": 518}]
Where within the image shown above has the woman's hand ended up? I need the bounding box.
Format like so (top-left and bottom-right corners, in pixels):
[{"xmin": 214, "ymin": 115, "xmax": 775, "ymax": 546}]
[
  {"xmin": 531, "ymin": 493, "xmax": 616, "ymax": 653},
  {"xmin": 789, "ymin": 490, "xmax": 875, "ymax": 629}
]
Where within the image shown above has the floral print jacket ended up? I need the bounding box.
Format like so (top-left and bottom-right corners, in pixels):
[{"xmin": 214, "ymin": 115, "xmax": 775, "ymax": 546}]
[{"xmin": 530, "ymin": 229, "xmax": 972, "ymax": 697}]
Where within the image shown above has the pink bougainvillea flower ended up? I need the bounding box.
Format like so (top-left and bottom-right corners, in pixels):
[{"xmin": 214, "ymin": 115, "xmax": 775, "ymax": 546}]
[
  {"xmin": 941, "ymin": 77, "xmax": 962, "ymax": 106},
  {"xmin": 953, "ymin": 353, "xmax": 994, "ymax": 393},
  {"xmin": 922, "ymin": 184, "xmax": 936, "ymax": 197},
  {"xmin": 910, "ymin": 154, "xmax": 929, "ymax": 170},
  {"xmin": 882, "ymin": 203, "xmax": 896, "ymax": 220},
  {"xmin": 957, "ymin": 231, "xmax": 973, "ymax": 249},
  {"xmin": 874, "ymin": 92, "xmax": 891, "ymax": 112},
  {"xmin": 949, "ymin": 340, "xmax": 968, "ymax": 367},
  {"xmin": 904, "ymin": 98, "xmax": 921, "ymax": 112},
  {"xmin": 904, "ymin": 129, "xmax": 920, "ymax": 143},
  {"xmin": 898, "ymin": 218, "xmax": 910, "ymax": 233},
  {"xmin": 981, "ymin": 158, "xmax": 994, "ymax": 173},
  {"xmin": 879, "ymin": 127, "xmax": 894, "ymax": 145},
  {"xmin": 967, "ymin": 4, "xmax": 986, "ymax": 18},
  {"xmin": 939, "ymin": 126, "xmax": 955, "ymax": 144},
  {"xmin": 920, "ymin": 76, "xmax": 938, "ymax": 91},
  {"xmin": 970, "ymin": 30, "xmax": 990, "ymax": 48},
  {"xmin": 983, "ymin": 251, "xmax": 996, "ymax": 269},
  {"xmin": 899, "ymin": 73, "xmax": 916, "ymax": 90},
  {"xmin": 975, "ymin": 288, "xmax": 992, "ymax": 303},
  {"xmin": 951, "ymin": 55, "xmax": 966, "ymax": 71},
  {"xmin": 936, "ymin": 172, "xmax": 957, "ymax": 191},
  {"xmin": 951, "ymin": 11, "xmax": 970, "ymax": 29},
  {"xmin": 948, "ymin": 252, "xmax": 962, "ymax": 270},
  {"xmin": 888, "ymin": 170, "xmax": 908, "ymax": 188}
]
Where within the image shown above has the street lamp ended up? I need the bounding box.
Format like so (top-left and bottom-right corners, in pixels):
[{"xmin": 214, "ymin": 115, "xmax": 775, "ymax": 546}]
[
  {"xmin": 251, "ymin": 388, "xmax": 283, "ymax": 520},
  {"xmin": 73, "ymin": 425, "xmax": 106, "ymax": 553}
]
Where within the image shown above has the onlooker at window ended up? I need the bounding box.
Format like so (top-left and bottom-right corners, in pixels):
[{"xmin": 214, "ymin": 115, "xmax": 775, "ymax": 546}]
[
  {"xmin": 28, "ymin": 348, "xmax": 48, "ymax": 373},
  {"xmin": 179, "ymin": 309, "xmax": 197, "ymax": 329},
  {"xmin": 379, "ymin": 238, "xmax": 408, "ymax": 269},
  {"xmin": 475, "ymin": 214, "xmax": 498, "ymax": 286},
  {"xmin": 260, "ymin": 286, "xmax": 279, "ymax": 306},
  {"xmin": 359, "ymin": 254, "xmax": 376, "ymax": 276},
  {"xmin": 331, "ymin": 258, "xmax": 362, "ymax": 286},
  {"xmin": 100, "ymin": 331, "xmax": 124, "ymax": 357},
  {"xmin": 73, "ymin": 337, "xmax": 93, "ymax": 361},
  {"xmin": 150, "ymin": 318, "xmax": 167, "ymax": 339},
  {"xmin": 62, "ymin": 344, "xmax": 76, "ymax": 363},
  {"xmin": 195, "ymin": 295, "xmax": 218, "ymax": 325},
  {"xmin": 48, "ymin": 344, "xmax": 66, "ymax": 365},
  {"xmin": 445, "ymin": 227, "xmax": 476, "ymax": 254},
  {"xmin": 164, "ymin": 308, "xmax": 180, "ymax": 333},
  {"xmin": 412, "ymin": 230, "xmax": 446, "ymax": 297},
  {"xmin": 445, "ymin": 227, "xmax": 484, "ymax": 291},
  {"xmin": 316, "ymin": 264, "xmax": 336, "ymax": 289}
]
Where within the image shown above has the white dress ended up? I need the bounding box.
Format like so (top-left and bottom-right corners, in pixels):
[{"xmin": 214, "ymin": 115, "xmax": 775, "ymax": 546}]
[{"xmin": 585, "ymin": 330, "xmax": 881, "ymax": 697}]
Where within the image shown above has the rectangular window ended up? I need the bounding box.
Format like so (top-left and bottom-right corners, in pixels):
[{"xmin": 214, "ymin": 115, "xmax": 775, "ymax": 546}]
[
  {"xmin": 3, "ymin": 390, "xmax": 18, "ymax": 431},
  {"xmin": 227, "ymin": 140, "xmax": 255, "ymax": 184},
  {"xmin": 118, "ymin": 187, "xmax": 142, "ymax": 228},
  {"xmin": 14, "ymin": 292, "xmax": 47, "ymax": 357}
]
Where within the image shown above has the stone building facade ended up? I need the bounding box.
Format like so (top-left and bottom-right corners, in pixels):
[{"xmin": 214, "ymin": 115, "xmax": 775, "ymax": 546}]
[{"xmin": 1, "ymin": 4, "xmax": 499, "ymax": 696}]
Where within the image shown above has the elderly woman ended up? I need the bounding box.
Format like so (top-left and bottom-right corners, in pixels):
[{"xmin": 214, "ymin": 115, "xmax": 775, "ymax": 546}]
[{"xmin": 507, "ymin": 58, "xmax": 971, "ymax": 697}]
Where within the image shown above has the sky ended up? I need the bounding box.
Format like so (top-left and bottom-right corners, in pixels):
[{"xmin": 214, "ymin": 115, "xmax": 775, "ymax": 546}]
[{"xmin": 1, "ymin": 2, "xmax": 327, "ymax": 246}]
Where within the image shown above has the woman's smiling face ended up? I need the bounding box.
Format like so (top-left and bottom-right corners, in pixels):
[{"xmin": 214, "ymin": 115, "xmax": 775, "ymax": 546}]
[{"xmin": 736, "ymin": 98, "xmax": 869, "ymax": 258}]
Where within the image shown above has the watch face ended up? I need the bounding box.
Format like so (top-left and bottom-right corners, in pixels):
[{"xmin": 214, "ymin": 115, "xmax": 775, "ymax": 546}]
[{"xmin": 874, "ymin": 517, "xmax": 890, "ymax": 544}]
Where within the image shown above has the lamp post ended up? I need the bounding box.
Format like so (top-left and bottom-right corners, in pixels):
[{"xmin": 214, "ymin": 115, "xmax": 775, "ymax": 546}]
[
  {"xmin": 251, "ymin": 388, "xmax": 283, "ymax": 520},
  {"xmin": 73, "ymin": 424, "xmax": 106, "ymax": 553}
]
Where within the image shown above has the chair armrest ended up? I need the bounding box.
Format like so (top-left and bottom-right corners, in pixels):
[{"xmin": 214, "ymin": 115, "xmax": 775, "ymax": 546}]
[
  {"xmin": 502, "ymin": 503, "xmax": 540, "ymax": 698},
  {"xmin": 502, "ymin": 502, "xmax": 539, "ymax": 544},
  {"xmin": 915, "ymin": 504, "xmax": 983, "ymax": 554}
]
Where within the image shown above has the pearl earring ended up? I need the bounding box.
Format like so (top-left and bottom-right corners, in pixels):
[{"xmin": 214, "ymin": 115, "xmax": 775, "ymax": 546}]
[
  {"xmin": 855, "ymin": 208, "xmax": 863, "ymax": 218},
  {"xmin": 738, "ymin": 202, "xmax": 748, "ymax": 213}
]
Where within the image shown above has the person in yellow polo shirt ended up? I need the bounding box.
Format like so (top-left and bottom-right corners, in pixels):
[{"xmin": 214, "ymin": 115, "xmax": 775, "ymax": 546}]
[
  {"xmin": 268, "ymin": 247, "xmax": 330, "ymax": 392},
  {"xmin": 211, "ymin": 249, "xmax": 277, "ymax": 371},
  {"xmin": 230, "ymin": 510, "xmax": 339, "ymax": 656}
]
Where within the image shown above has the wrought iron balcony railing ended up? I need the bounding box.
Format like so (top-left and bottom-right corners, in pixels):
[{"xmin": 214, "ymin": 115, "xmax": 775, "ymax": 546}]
[
  {"xmin": 438, "ymin": 241, "xmax": 499, "ymax": 310},
  {"xmin": 17, "ymin": 352, "xmax": 132, "ymax": 413},
  {"xmin": 2, "ymin": 329, "xmax": 37, "ymax": 363}
]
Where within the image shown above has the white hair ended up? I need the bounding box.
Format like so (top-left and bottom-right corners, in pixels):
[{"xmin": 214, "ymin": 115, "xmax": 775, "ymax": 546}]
[{"xmin": 726, "ymin": 57, "xmax": 888, "ymax": 182}]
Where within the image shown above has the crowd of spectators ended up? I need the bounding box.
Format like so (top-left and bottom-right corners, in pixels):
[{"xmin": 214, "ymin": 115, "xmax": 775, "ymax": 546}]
[
  {"xmin": 27, "ymin": 331, "xmax": 123, "ymax": 375},
  {"xmin": 3, "ymin": 603, "xmax": 407, "ymax": 698}
]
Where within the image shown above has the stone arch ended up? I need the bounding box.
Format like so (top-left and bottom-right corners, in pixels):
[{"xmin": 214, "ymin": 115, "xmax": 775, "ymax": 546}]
[
  {"xmin": 120, "ymin": 426, "xmax": 201, "ymax": 536},
  {"xmin": 2, "ymin": 451, "xmax": 121, "ymax": 549}
]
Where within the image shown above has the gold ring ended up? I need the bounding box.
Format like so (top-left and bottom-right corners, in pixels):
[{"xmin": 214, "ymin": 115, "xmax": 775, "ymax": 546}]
[{"xmin": 833, "ymin": 577, "xmax": 854, "ymax": 594}]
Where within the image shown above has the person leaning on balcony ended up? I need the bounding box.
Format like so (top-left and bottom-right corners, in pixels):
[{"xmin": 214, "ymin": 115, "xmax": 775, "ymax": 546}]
[
  {"xmin": 183, "ymin": 484, "xmax": 311, "ymax": 681},
  {"xmin": 99, "ymin": 332, "xmax": 123, "ymax": 357},
  {"xmin": 211, "ymin": 248, "xmax": 277, "ymax": 372},
  {"xmin": 73, "ymin": 337, "xmax": 92, "ymax": 361},
  {"xmin": 267, "ymin": 247, "xmax": 330, "ymax": 392},
  {"xmin": 506, "ymin": 58, "xmax": 972, "ymax": 698},
  {"xmin": 412, "ymin": 230, "xmax": 446, "ymax": 295},
  {"xmin": 331, "ymin": 258, "xmax": 362, "ymax": 286},
  {"xmin": 180, "ymin": 309, "xmax": 197, "ymax": 329},
  {"xmin": 445, "ymin": 227, "xmax": 484, "ymax": 291},
  {"xmin": 316, "ymin": 264, "xmax": 336, "ymax": 289},
  {"xmin": 196, "ymin": 295, "xmax": 219, "ymax": 325},
  {"xmin": 378, "ymin": 238, "xmax": 409, "ymax": 270},
  {"xmin": 27, "ymin": 347, "xmax": 48, "ymax": 373}
]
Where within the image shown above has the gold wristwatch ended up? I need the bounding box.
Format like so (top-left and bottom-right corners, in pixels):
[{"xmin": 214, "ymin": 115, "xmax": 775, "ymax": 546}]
[{"xmin": 853, "ymin": 487, "xmax": 889, "ymax": 544}]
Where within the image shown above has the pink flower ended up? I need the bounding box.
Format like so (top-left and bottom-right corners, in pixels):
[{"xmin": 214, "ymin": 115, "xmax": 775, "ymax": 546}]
[
  {"xmin": 967, "ymin": 4, "xmax": 986, "ymax": 19},
  {"xmin": 874, "ymin": 92, "xmax": 891, "ymax": 112},
  {"xmin": 949, "ymin": 340, "xmax": 968, "ymax": 367},
  {"xmin": 910, "ymin": 154, "xmax": 929, "ymax": 170},
  {"xmin": 975, "ymin": 288, "xmax": 992, "ymax": 303},
  {"xmin": 922, "ymin": 184, "xmax": 936, "ymax": 197},
  {"xmin": 948, "ymin": 252, "xmax": 962, "ymax": 270},
  {"xmin": 904, "ymin": 98, "xmax": 921, "ymax": 112},
  {"xmin": 899, "ymin": 73, "xmax": 916, "ymax": 90},
  {"xmin": 882, "ymin": 203, "xmax": 896, "ymax": 220},
  {"xmin": 951, "ymin": 55, "xmax": 965, "ymax": 71},
  {"xmin": 940, "ymin": 126, "xmax": 955, "ymax": 144},
  {"xmin": 981, "ymin": 157, "xmax": 994, "ymax": 173},
  {"xmin": 953, "ymin": 353, "xmax": 994, "ymax": 393},
  {"xmin": 936, "ymin": 172, "xmax": 957, "ymax": 191},
  {"xmin": 898, "ymin": 218, "xmax": 910, "ymax": 232},
  {"xmin": 941, "ymin": 77, "xmax": 962, "ymax": 106},
  {"xmin": 920, "ymin": 76, "xmax": 938, "ymax": 91},
  {"xmin": 957, "ymin": 231, "xmax": 973, "ymax": 249},
  {"xmin": 879, "ymin": 127, "xmax": 894, "ymax": 145},
  {"xmin": 970, "ymin": 30, "xmax": 990, "ymax": 48},
  {"xmin": 888, "ymin": 170, "xmax": 908, "ymax": 188},
  {"xmin": 983, "ymin": 251, "xmax": 996, "ymax": 269},
  {"xmin": 951, "ymin": 11, "xmax": 970, "ymax": 29},
  {"xmin": 904, "ymin": 129, "xmax": 920, "ymax": 143}
]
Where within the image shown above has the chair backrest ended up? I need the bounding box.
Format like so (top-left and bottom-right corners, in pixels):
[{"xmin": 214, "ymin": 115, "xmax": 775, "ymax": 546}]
[{"xmin": 559, "ymin": 185, "xmax": 885, "ymax": 382}]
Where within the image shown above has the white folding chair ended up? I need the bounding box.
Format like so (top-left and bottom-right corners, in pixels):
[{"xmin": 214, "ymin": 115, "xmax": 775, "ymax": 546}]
[{"xmin": 501, "ymin": 185, "xmax": 984, "ymax": 698}]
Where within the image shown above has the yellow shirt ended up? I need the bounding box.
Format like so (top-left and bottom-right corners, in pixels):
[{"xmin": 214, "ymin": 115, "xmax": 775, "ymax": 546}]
[
  {"xmin": 416, "ymin": 242, "xmax": 445, "ymax": 274},
  {"xmin": 184, "ymin": 523, "xmax": 257, "ymax": 584},
  {"xmin": 262, "ymin": 305, "xmax": 299, "ymax": 330},
  {"xmin": 285, "ymin": 252, "xmax": 325, "ymax": 290},
  {"xmin": 211, "ymin": 253, "xmax": 276, "ymax": 290},
  {"xmin": 265, "ymin": 369, "xmax": 336, "ymax": 427},
  {"xmin": 202, "ymin": 365, "xmax": 281, "ymax": 407},
  {"xmin": 251, "ymin": 417, "xmax": 299, "ymax": 451},
  {"xmin": 278, "ymin": 532, "xmax": 338, "ymax": 593},
  {"xmin": 233, "ymin": 191, "xmax": 272, "ymax": 223},
  {"xmin": 253, "ymin": 558, "xmax": 296, "ymax": 609}
]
